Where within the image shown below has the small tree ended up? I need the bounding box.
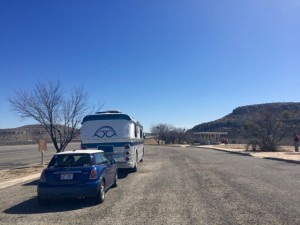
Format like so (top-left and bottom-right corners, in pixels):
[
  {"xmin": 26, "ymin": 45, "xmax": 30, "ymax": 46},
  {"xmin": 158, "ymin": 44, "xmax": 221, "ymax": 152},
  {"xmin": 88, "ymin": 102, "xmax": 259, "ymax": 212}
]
[
  {"xmin": 244, "ymin": 110, "xmax": 291, "ymax": 151},
  {"xmin": 175, "ymin": 128, "xmax": 186, "ymax": 144},
  {"xmin": 150, "ymin": 124, "xmax": 187, "ymax": 145},
  {"xmin": 150, "ymin": 125, "xmax": 161, "ymax": 144},
  {"xmin": 9, "ymin": 80, "xmax": 90, "ymax": 152},
  {"xmin": 150, "ymin": 124, "xmax": 171, "ymax": 144}
]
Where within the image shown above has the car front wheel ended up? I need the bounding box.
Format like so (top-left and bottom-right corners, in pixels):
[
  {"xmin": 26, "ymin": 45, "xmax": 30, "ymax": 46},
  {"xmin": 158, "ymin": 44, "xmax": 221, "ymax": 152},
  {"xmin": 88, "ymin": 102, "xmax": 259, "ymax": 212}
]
[{"xmin": 112, "ymin": 172, "xmax": 118, "ymax": 187}]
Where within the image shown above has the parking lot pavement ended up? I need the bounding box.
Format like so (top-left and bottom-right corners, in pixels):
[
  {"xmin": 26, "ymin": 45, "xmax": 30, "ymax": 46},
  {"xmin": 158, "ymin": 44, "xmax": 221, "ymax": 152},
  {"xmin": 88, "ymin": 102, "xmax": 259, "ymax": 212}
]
[{"xmin": 0, "ymin": 144, "xmax": 299, "ymax": 190}]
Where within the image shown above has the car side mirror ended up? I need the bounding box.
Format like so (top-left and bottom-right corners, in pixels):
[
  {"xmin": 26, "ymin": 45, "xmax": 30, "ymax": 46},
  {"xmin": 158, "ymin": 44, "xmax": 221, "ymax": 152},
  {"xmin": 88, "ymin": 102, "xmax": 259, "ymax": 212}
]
[{"xmin": 111, "ymin": 159, "xmax": 117, "ymax": 165}]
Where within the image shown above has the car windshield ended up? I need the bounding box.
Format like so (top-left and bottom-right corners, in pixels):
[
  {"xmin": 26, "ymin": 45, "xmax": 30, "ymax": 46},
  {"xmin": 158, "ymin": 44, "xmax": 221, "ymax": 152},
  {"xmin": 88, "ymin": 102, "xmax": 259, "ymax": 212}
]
[{"xmin": 48, "ymin": 154, "xmax": 91, "ymax": 167}]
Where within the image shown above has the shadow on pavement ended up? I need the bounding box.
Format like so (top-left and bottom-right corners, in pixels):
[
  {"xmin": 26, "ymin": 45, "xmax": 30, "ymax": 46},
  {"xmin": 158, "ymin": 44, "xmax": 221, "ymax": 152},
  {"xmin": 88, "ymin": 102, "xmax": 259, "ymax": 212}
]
[
  {"xmin": 117, "ymin": 169, "xmax": 134, "ymax": 179},
  {"xmin": 23, "ymin": 179, "xmax": 39, "ymax": 186},
  {"xmin": 264, "ymin": 157, "xmax": 300, "ymax": 165},
  {"xmin": 3, "ymin": 197, "xmax": 96, "ymax": 214},
  {"xmin": 212, "ymin": 148, "xmax": 252, "ymax": 157}
]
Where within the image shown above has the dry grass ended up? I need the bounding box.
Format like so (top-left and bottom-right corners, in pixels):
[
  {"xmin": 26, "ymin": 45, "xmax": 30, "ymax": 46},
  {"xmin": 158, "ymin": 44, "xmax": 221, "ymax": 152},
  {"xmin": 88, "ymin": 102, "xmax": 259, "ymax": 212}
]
[
  {"xmin": 0, "ymin": 164, "xmax": 45, "ymax": 183},
  {"xmin": 144, "ymin": 137, "xmax": 158, "ymax": 145}
]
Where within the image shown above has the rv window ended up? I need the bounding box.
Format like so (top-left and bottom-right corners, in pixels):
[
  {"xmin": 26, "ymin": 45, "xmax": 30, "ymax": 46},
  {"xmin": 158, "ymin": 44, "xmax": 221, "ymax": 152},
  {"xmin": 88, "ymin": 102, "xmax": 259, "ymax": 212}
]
[
  {"xmin": 134, "ymin": 124, "xmax": 138, "ymax": 138},
  {"xmin": 140, "ymin": 129, "xmax": 143, "ymax": 138}
]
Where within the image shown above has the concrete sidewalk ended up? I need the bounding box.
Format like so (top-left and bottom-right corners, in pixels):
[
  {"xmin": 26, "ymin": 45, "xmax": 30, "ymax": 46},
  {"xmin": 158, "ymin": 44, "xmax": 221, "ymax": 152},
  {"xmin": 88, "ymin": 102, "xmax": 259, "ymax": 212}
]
[{"xmin": 192, "ymin": 144, "xmax": 300, "ymax": 164}]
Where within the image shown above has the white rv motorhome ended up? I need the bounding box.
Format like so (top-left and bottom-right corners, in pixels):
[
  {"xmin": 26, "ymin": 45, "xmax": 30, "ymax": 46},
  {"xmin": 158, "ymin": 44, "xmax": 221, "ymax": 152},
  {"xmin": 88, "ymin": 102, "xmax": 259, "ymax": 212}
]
[{"xmin": 80, "ymin": 110, "xmax": 144, "ymax": 171}]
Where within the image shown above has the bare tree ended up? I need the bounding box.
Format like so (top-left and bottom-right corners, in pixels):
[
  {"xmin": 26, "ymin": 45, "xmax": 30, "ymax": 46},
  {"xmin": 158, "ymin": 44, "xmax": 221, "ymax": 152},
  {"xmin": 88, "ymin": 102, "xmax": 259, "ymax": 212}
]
[
  {"xmin": 9, "ymin": 80, "xmax": 89, "ymax": 152},
  {"xmin": 150, "ymin": 123, "xmax": 187, "ymax": 145},
  {"xmin": 244, "ymin": 110, "xmax": 291, "ymax": 151},
  {"xmin": 150, "ymin": 124, "xmax": 171, "ymax": 144},
  {"xmin": 150, "ymin": 125, "xmax": 161, "ymax": 144},
  {"xmin": 175, "ymin": 128, "xmax": 186, "ymax": 144}
]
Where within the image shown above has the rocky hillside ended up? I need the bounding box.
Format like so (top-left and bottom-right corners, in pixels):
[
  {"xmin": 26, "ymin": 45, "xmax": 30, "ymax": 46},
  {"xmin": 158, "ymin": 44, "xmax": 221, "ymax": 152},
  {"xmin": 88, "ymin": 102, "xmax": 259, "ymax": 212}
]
[
  {"xmin": 190, "ymin": 102, "xmax": 300, "ymax": 144},
  {"xmin": 0, "ymin": 125, "xmax": 80, "ymax": 145},
  {"xmin": 2, "ymin": 102, "xmax": 300, "ymax": 145}
]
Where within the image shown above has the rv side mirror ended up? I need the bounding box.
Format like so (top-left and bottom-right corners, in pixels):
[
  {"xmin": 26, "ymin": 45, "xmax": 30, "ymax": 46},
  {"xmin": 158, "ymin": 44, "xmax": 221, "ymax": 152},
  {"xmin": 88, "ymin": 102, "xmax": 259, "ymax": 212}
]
[{"xmin": 111, "ymin": 159, "xmax": 117, "ymax": 165}]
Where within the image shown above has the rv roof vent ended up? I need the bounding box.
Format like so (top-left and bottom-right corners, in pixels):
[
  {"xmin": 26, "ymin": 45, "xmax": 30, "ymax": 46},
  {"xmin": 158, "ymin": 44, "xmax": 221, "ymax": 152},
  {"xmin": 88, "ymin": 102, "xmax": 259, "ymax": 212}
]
[{"xmin": 96, "ymin": 110, "xmax": 122, "ymax": 114}]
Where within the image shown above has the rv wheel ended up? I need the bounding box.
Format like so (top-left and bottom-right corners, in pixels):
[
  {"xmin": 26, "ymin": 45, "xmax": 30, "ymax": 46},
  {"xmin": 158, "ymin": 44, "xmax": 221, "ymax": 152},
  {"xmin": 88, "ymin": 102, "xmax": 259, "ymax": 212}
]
[
  {"xmin": 132, "ymin": 153, "xmax": 138, "ymax": 172},
  {"xmin": 140, "ymin": 148, "xmax": 144, "ymax": 162}
]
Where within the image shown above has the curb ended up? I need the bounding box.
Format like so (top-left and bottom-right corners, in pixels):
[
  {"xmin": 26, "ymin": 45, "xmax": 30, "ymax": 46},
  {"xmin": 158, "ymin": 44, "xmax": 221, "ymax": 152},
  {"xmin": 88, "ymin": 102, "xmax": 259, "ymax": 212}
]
[
  {"xmin": 263, "ymin": 157, "xmax": 300, "ymax": 165},
  {"xmin": 0, "ymin": 173, "xmax": 41, "ymax": 190}
]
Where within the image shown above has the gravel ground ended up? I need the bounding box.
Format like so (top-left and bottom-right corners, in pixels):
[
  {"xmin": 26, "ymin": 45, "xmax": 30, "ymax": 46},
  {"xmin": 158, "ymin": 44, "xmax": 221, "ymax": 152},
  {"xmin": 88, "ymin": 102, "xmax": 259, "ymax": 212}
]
[
  {"xmin": 0, "ymin": 144, "xmax": 299, "ymax": 185},
  {"xmin": 0, "ymin": 145, "xmax": 300, "ymax": 225}
]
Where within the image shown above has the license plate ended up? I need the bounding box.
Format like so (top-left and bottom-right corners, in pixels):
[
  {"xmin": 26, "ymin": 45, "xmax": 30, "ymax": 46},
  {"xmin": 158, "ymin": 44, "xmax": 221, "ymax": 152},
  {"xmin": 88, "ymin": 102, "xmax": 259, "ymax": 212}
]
[{"xmin": 61, "ymin": 173, "xmax": 73, "ymax": 180}]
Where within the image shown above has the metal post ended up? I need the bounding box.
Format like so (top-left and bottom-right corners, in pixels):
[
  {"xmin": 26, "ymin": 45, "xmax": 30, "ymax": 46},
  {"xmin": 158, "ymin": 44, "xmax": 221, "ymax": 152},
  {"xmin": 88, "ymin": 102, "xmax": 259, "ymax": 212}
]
[
  {"xmin": 39, "ymin": 138, "xmax": 47, "ymax": 166},
  {"xmin": 41, "ymin": 151, "xmax": 44, "ymax": 166}
]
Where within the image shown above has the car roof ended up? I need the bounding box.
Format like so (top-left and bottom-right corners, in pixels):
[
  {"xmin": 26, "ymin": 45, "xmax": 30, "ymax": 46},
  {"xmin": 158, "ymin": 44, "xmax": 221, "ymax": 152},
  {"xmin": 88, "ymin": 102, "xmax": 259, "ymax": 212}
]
[{"xmin": 55, "ymin": 149, "xmax": 104, "ymax": 155}]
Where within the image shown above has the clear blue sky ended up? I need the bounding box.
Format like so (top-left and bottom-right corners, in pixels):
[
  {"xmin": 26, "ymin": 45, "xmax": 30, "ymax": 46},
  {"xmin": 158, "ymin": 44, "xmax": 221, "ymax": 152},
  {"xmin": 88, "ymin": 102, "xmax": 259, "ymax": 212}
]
[{"xmin": 1, "ymin": 0, "xmax": 300, "ymax": 132}]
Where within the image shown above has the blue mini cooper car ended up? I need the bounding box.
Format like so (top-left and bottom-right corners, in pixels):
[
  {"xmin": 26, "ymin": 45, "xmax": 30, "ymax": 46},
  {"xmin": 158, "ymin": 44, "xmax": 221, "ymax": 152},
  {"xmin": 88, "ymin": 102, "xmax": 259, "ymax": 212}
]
[{"xmin": 37, "ymin": 150, "xmax": 118, "ymax": 205}]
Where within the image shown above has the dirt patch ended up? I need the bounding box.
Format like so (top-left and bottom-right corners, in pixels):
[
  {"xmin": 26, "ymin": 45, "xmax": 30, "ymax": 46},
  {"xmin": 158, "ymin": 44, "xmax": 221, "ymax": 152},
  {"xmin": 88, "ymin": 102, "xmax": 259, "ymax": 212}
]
[{"xmin": 0, "ymin": 164, "xmax": 45, "ymax": 183}]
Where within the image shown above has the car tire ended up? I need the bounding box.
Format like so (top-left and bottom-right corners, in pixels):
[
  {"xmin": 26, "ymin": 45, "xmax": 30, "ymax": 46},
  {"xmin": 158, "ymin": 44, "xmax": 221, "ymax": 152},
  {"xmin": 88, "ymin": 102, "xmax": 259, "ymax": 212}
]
[
  {"xmin": 95, "ymin": 180, "xmax": 105, "ymax": 204},
  {"xmin": 112, "ymin": 172, "xmax": 118, "ymax": 188}
]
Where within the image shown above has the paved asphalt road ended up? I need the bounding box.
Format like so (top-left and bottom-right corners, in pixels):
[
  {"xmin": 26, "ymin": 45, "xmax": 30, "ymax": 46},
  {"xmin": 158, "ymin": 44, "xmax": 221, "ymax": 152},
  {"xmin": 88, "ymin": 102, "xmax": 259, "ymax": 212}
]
[
  {"xmin": 0, "ymin": 145, "xmax": 300, "ymax": 225},
  {"xmin": 0, "ymin": 143, "xmax": 81, "ymax": 169}
]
